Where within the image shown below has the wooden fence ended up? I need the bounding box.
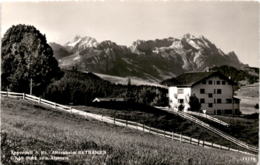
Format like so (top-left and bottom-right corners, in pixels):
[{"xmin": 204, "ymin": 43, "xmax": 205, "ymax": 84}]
[
  {"xmin": 156, "ymin": 106, "xmax": 258, "ymax": 153},
  {"xmin": 186, "ymin": 111, "xmax": 230, "ymax": 126},
  {"xmin": 0, "ymin": 91, "xmax": 257, "ymax": 156}
]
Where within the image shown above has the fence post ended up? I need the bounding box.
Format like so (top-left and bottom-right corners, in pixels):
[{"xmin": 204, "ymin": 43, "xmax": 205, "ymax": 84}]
[
  {"xmin": 54, "ymin": 103, "xmax": 57, "ymax": 109},
  {"xmin": 70, "ymin": 107, "xmax": 72, "ymax": 113},
  {"xmin": 180, "ymin": 134, "xmax": 182, "ymax": 142},
  {"xmin": 38, "ymin": 97, "xmax": 41, "ymax": 104},
  {"xmin": 7, "ymin": 91, "xmax": 8, "ymax": 97},
  {"xmin": 113, "ymin": 117, "xmax": 115, "ymax": 125},
  {"xmin": 22, "ymin": 93, "xmax": 25, "ymax": 99},
  {"xmin": 126, "ymin": 120, "xmax": 128, "ymax": 126},
  {"xmin": 172, "ymin": 132, "xmax": 173, "ymax": 140},
  {"xmin": 190, "ymin": 137, "xmax": 192, "ymax": 144},
  {"xmin": 202, "ymin": 140, "xmax": 204, "ymax": 147}
]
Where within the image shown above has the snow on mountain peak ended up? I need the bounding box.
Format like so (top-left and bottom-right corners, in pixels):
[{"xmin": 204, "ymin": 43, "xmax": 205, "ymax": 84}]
[
  {"xmin": 66, "ymin": 35, "xmax": 98, "ymax": 49},
  {"xmin": 183, "ymin": 33, "xmax": 196, "ymax": 40}
]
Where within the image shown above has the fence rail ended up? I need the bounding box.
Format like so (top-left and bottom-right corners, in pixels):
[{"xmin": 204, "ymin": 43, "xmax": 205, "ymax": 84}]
[
  {"xmin": 0, "ymin": 91, "xmax": 257, "ymax": 156},
  {"xmin": 186, "ymin": 111, "xmax": 230, "ymax": 126},
  {"xmin": 155, "ymin": 106, "xmax": 258, "ymax": 153}
]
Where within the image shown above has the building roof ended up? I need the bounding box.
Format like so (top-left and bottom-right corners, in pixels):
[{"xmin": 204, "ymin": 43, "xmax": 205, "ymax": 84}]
[
  {"xmin": 92, "ymin": 97, "xmax": 124, "ymax": 102},
  {"xmin": 163, "ymin": 71, "xmax": 236, "ymax": 87}
]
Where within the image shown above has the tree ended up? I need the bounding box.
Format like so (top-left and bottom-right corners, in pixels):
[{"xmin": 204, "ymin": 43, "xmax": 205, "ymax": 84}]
[
  {"xmin": 1, "ymin": 24, "xmax": 63, "ymax": 95},
  {"xmin": 255, "ymin": 103, "xmax": 259, "ymax": 109},
  {"xmin": 178, "ymin": 104, "xmax": 184, "ymax": 111},
  {"xmin": 189, "ymin": 94, "xmax": 201, "ymax": 112}
]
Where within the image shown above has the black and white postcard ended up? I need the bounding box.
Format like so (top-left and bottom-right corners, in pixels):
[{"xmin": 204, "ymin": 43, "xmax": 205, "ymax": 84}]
[{"xmin": 1, "ymin": 1, "xmax": 259, "ymax": 164}]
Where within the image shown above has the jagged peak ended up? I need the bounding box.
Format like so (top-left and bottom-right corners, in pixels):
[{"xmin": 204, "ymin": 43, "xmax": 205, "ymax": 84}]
[
  {"xmin": 66, "ymin": 35, "xmax": 98, "ymax": 48},
  {"xmin": 227, "ymin": 51, "xmax": 236, "ymax": 56},
  {"xmin": 182, "ymin": 33, "xmax": 196, "ymax": 40}
]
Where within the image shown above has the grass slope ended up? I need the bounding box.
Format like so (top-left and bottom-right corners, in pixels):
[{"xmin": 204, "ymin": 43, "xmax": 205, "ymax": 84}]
[
  {"xmin": 235, "ymin": 83, "xmax": 259, "ymax": 114},
  {"xmin": 189, "ymin": 114, "xmax": 258, "ymax": 146},
  {"xmin": 75, "ymin": 102, "xmax": 252, "ymax": 151},
  {"xmin": 93, "ymin": 72, "xmax": 166, "ymax": 87},
  {"xmin": 1, "ymin": 97, "xmax": 257, "ymax": 165}
]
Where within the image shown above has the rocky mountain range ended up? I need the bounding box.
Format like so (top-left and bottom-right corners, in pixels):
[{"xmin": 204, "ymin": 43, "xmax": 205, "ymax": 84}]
[{"xmin": 49, "ymin": 33, "xmax": 246, "ymax": 82}]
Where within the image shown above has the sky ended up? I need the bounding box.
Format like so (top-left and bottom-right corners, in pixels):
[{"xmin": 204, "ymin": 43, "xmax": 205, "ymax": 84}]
[{"xmin": 1, "ymin": 1, "xmax": 259, "ymax": 67}]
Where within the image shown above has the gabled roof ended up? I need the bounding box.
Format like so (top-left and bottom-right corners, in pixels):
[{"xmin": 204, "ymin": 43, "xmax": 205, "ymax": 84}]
[{"xmin": 163, "ymin": 71, "xmax": 236, "ymax": 87}]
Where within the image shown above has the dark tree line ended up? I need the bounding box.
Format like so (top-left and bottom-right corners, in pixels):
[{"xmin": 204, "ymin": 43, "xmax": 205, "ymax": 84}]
[{"xmin": 44, "ymin": 70, "xmax": 168, "ymax": 106}]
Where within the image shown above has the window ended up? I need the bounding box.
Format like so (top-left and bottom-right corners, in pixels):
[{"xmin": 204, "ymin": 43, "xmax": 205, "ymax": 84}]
[
  {"xmin": 200, "ymin": 89, "xmax": 205, "ymax": 94},
  {"xmin": 202, "ymin": 80, "xmax": 206, "ymax": 84},
  {"xmin": 217, "ymin": 99, "xmax": 222, "ymax": 103},
  {"xmin": 177, "ymin": 89, "xmax": 184, "ymax": 94},
  {"xmin": 217, "ymin": 89, "xmax": 222, "ymax": 94},
  {"xmin": 226, "ymin": 99, "xmax": 232, "ymax": 103},
  {"xmin": 214, "ymin": 89, "xmax": 216, "ymax": 94},
  {"xmin": 225, "ymin": 110, "xmax": 232, "ymax": 114},
  {"xmin": 208, "ymin": 80, "xmax": 213, "ymax": 85},
  {"xmin": 228, "ymin": 82, "xmax": 232, "ymax": 85},
  {"xmin": 222, "ymin": 81, "xmax": 226, "ymax": 85},
  {"xmin": 208, "ymin": 93, "xmax": 213, "ymax": 98},
  {"xmin": 216, "ymin": 81, "xmax": 220, "ymax": 85},
  {"xmin": 178, "ymin": 99, "xmax": 184, "ymax": 103},
  {"xmin": 235, "ymin": 109, "xmax": 240, "ymax": 114},
  {"xmin": 200, "ymin": 98, "xmax": 205, "ymax": 103},
  {"xmin": 208, "ymin": 103, "xmax": 213, "ymax": 107}
]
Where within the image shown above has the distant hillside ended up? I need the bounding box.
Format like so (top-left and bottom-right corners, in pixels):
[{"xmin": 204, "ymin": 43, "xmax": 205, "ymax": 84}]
[
  {"xmin": 92, "ymin": 72, "xmax": 167, "ymax": 88},
  {"xmin": 49, "ymin": 42, "xmax": 71, "ymax": 59},
  {"xmin": 50, "ymin": 34, "xmax": 246, "ymax": 82},
  {"xmin": 161, "ymin": 65, "xmax": 258, "ymax": 86},
  {"xmin": 44, "ymin": 70, "xmax": 168, "ymax": 106},
  {"xmin": 235, "ymin": 83, "xmax": 259, "ymax": 114},
  {"xmin": 209, "ymin": 65, "xmax": 259, "ymax": 84}
]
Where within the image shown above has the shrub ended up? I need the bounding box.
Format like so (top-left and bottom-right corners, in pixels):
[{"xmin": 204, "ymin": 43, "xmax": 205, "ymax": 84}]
[{"xmin": 189, "ymin": 94, "xmax": 201, "ymax": 112}]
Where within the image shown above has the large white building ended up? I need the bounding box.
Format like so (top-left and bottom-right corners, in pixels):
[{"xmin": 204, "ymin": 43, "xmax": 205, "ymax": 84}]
[{"xmin": 166, "ymin": 72, "xmax": 240, "ymax": 115}]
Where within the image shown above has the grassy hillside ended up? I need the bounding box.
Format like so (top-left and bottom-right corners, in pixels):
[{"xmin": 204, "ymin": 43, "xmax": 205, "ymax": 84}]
[
  {"xmin": 1, "ymin": 97, "xmax": 257, "ymax": 165},
  {"xmin": 75, "ymin": 102, "xmax": 253, "ymax": 151},
  {"xmin": 189, "ymin": 114, "xmax": 258, "ymax": 146},
  {"xmin": 93, "ymin": 72, "xmax": 166, "ymax": 87},
  {"xmin": 235, "ymin": 83, "xmax": 259, "ymax": 114},
  {"xmin": 209, "ymin": 65, "xmax": 259, "ymax": 84}
]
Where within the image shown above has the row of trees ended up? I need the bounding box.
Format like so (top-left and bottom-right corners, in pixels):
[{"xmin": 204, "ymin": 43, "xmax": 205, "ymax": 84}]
[{"xmin": 43, "ymin": 70, "xmax": 168, "ymax": 106}]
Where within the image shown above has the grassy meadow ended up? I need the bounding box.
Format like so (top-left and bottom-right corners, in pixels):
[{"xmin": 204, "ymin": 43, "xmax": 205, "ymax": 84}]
[
  {"xmin": 1, "ymin": 97, "xmax": 258, "ymax": 165},
  {"xmin": 75, "ymin": 102, "xmax": 254, "ymax": 151},
  {"xmin": 235, "ymin": 83, "xmax": 259, "ymax": 114}
]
